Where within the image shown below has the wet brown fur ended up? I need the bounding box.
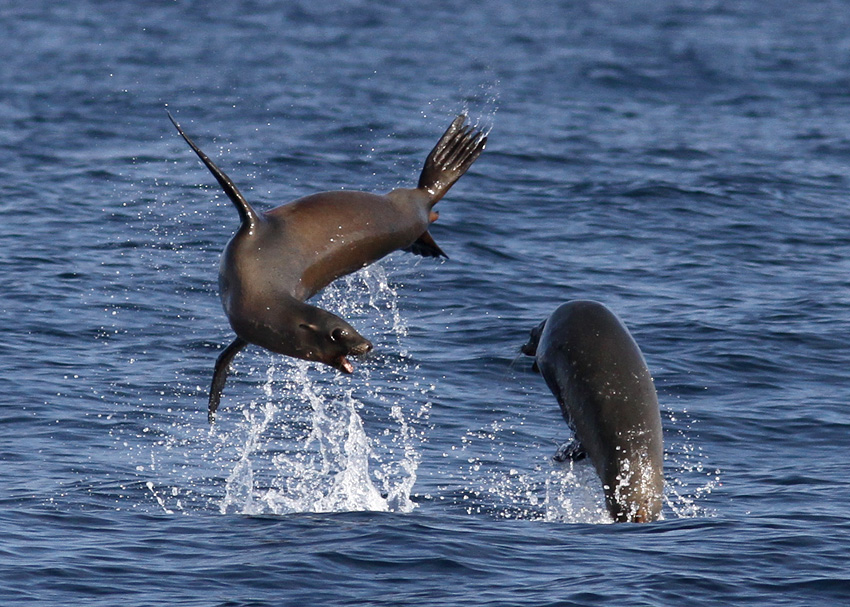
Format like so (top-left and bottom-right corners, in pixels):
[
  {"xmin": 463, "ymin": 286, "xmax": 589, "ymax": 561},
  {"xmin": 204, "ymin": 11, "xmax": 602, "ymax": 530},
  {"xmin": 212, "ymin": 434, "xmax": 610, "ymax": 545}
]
[{"xmin": 169, "ymin": 112, "xmax": 486, "ymax": 421}]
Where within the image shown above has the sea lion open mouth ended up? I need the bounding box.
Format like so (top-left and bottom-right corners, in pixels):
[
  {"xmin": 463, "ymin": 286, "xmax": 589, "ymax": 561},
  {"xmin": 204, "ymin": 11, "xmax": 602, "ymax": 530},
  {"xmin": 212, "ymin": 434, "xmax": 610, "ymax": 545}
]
[
  {"xmin": 338, "ymin": 357, "xmax": 355, "ymax": 374},
  {"xmin": 336, "ymin": 342, "xmax": 372, "ymax": 374},
  {"xmin": 336, "ymin": 339, "xmax": 373, "ymax": 374}
]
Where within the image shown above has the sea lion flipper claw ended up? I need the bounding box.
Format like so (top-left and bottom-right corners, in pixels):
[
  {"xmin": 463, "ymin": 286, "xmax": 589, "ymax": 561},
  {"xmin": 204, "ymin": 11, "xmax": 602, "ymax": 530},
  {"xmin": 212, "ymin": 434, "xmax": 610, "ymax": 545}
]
[
  {"xmin": 167, "ymin": 110, "xmax": 260, "ymax": 230},
  {"xmin": 208, "ymin": 337, "xmax": 248, "ymax": 423},
  {"xmin": 418, "ymin": 114, "xmax": 488, "ymax": 205}
]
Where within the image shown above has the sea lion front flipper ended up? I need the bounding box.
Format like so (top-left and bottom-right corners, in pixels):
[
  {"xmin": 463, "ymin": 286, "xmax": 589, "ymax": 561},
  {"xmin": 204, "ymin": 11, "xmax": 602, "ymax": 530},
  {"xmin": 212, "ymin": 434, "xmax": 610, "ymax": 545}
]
[
  {"xmin": 417, "ymin": 114, "xmax": 487, "ymax": 205},
  {"xmin": 208, "ymin": 336, "xmax": 248, "ymax": 423},
  {"xmin": 167, "ymin": 110, "xmax": 260, "ymax": 230},
  {"xmin": 403, "ymin": 230, "xmax": 448, "ymax": 259},
  {"xmin": 553, "ymin": 439, "xmax": 587, "ymax": 463}
]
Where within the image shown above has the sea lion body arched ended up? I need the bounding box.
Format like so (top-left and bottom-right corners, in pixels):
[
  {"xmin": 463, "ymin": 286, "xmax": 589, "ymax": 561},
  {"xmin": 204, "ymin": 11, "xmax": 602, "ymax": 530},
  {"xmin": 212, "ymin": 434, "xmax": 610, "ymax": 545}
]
[
  {"xmin": 522, "ymin": 300, "xmax": 664, "ymax": 522},
  {"xmin": 218, "ymin": 190, "xmax": 430, "ymax": 363},
  {"xmin": 169, "ymin": 112, "xmax": 487, "ymax": 421}
]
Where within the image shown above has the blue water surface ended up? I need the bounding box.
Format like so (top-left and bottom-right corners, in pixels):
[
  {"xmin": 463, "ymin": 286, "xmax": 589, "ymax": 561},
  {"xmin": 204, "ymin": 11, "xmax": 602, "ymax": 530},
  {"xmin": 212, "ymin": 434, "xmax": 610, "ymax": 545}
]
[{"xmin": 1, "ymin": 1, "xmax": 849, "ymax": 605}]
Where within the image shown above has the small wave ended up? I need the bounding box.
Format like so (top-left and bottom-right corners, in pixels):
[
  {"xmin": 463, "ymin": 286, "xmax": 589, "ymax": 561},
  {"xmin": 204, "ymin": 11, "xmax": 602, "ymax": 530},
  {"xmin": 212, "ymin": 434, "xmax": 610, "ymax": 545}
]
[{"xmin": 621, "ymin": 183, "xmax": 721, "ymax": 201}]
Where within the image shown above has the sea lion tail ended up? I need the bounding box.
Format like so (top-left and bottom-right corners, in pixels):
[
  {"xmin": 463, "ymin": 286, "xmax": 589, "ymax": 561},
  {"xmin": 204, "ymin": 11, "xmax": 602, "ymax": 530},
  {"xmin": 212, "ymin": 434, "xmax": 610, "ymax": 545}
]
[
  {"xmin": 417, "ymin": 114, "xmax": 487, "ymax": 206},
  {"xmin": 167, "ymin": 110, "xmax": 260, "ymax": 230}
]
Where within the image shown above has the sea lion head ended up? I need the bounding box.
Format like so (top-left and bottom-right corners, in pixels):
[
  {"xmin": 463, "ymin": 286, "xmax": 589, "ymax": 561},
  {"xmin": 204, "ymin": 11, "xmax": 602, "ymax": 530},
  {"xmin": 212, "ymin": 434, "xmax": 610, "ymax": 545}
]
[
  {"xmin": 298, "ymin": 307, "xmax": 373, "ymax": 373},
  {"xmin": 520, "ymin": 319, "xmax": 547, "ymax": 374},
  {"xmin": 521, "ymin": 319, "xmax": 547, "ymax": 357}
]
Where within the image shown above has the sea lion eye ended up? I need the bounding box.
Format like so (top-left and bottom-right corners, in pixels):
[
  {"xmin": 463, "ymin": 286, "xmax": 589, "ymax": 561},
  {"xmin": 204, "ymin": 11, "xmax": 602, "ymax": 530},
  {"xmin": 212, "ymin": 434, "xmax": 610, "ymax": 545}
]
[{"xmin": 330, "ymin": 328, "xmax": 348, "ymax": 342}]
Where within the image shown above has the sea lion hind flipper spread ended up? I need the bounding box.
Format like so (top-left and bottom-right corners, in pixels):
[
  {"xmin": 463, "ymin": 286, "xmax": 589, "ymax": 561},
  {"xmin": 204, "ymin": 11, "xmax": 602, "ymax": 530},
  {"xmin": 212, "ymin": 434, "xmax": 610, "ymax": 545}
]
[
  {"xmin": 403, "ymin": 230, "xmax": 448, "ymax": 259},
  {"xmin": 417, "ymin": 114, "xmax": 487, "ymax": 205},
  {"xmin": 167, "ymin": 110, "xmax": 260, "ymax": 230},
  {"xmin": 208, "ymin": 337, "xmax": 248, "ymax": 423}
]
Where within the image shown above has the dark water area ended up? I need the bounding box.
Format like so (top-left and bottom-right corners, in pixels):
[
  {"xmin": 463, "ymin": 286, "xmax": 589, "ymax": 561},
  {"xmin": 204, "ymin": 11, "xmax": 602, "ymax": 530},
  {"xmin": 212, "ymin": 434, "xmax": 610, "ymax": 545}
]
[{"xmin": 2, "ymin": 1, "xmax": 850, "ymax": 605}]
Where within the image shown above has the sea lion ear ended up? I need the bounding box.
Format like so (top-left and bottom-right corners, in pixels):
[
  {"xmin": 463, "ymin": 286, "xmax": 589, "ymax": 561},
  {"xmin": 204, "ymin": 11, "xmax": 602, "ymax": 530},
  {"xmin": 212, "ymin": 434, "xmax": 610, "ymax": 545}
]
[{"xmin": 299, "ymin": 323, "xmax": 319, "ymax": 333}]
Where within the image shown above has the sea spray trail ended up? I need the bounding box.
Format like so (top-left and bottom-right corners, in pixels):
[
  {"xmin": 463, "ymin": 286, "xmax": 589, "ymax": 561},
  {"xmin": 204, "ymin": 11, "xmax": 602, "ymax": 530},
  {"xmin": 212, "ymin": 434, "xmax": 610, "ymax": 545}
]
[{"xmin": 218, "ymin": 366, "xmax": 278, "ymax": 515}]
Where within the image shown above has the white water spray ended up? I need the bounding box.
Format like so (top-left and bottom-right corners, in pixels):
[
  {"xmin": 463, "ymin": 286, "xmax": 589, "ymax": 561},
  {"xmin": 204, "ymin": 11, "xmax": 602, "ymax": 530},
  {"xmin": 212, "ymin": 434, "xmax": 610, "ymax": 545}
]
[{"xmin": 140, "ymin": 262, "xmax": 432, "ymax": 516}]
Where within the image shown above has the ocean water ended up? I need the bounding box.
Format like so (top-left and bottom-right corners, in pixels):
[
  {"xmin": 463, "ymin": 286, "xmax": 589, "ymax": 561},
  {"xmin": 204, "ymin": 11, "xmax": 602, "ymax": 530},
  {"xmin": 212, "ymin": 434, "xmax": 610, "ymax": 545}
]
[{"xmin": 2, "ymin": 0, "xmax": 849, "ymax": 604}]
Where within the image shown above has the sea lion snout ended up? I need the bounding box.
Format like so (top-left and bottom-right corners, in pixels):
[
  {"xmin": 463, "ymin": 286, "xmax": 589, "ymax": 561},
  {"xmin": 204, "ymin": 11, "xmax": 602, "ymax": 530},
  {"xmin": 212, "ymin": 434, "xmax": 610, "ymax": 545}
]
[
  {"xmin": 322, "ymin": 323, "xmax": 372, "ymax": 374},
  {"xmin": 348, "ymin": 339, "xmax": 373, "ymax": 355},
  {"xmin": 520, "ymin": 320, "xmax": 546, "ymax": 357}
]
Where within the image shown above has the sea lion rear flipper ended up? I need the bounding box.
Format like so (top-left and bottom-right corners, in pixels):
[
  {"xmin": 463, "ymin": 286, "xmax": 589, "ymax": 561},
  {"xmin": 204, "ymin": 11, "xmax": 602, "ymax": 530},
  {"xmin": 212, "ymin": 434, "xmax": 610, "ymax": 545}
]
[
  {"xmin": 167, "ymin": 110, "xmax": 260, "ymax": 230},
  {"xmin": 418, "ymin": 114, "xmax": 487, "ymax": 205},
  {"xmin": 553, "ymin": 439, "xmax": 587, "ymax": 463},
  {"xmin": 208, "ymin": 336, "xmax": 248, "ymax": 423},
  {"xmin": 403, "ymin": 230, "xmax": 448, "ymax": 259}
]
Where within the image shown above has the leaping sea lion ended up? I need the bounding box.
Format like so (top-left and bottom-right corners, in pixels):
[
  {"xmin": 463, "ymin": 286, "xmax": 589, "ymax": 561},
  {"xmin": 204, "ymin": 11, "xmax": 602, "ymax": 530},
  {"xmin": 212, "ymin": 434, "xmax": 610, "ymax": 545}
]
[
  {"xmin": 521, "ymin": 300, "xmax": 664, "ymax": 522},
  {"xmin": 168, "ymin": 111, "xmax": 487, "ymax": 422}
]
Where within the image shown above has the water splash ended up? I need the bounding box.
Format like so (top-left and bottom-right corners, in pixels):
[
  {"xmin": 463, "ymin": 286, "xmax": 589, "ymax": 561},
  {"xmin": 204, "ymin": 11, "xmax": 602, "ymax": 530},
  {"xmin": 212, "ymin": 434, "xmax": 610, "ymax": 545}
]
[
  {"xmin": 238, "ymin": 363, "xmax": 390, "ymax": 515},
  {"xmin": 447, "ymin": 406, "xmax": 718, "ymax": 523},
  {"xmin": 663, "ymin": 408, "xmax": 721, "ymax": 519},
  {"xmin": 218, "ymin": 366, "xmax": 278, "ymax": 515},
  {"xmin": 136, "ymin": 261, "xmax": 432, "ymax": 516},
  {"xmin": 421, "ymin": 78, "xmax": 501, "ymax": 133},
  {"xmin": 543, "ymin": 460, "xmax": 613, "ymax": 524},
  {"xmin": 445, "ymin": 419, "xmax": 552, "ymax": 521}
]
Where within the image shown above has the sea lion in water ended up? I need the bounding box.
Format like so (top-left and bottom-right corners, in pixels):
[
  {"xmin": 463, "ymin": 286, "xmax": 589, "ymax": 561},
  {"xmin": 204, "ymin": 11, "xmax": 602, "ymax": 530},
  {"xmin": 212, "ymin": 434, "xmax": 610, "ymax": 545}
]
[
  {"xmin": 168, "ymin": 111, "xmax": 487, "ymax": 422},
  {"xmin": 521, "ymin": 301, "xmax": 664, "ymax": 522}
]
